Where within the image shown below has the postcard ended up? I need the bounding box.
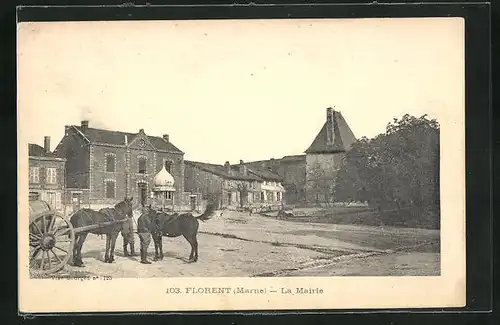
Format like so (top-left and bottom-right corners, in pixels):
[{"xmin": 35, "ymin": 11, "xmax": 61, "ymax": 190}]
[{"xmin": 18, "ymin": 17, "xmax": 465, "ymax": 313}]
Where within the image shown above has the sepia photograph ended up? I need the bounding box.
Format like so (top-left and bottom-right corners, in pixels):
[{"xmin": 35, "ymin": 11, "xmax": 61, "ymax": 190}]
[{"xmin": 18, "ymin": 17, "xmax": 465, "ymax": 312}]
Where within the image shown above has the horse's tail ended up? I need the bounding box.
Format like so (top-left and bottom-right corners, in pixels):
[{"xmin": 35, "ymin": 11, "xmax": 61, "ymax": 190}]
[{"xmin": 196, "ymin": 204, "xmax": 215, "ymax": 222}]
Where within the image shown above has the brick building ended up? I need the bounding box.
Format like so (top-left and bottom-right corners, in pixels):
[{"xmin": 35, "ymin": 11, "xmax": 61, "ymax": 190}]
[
  {"xmin": 53, "ymin": 120, "xmax": 186, "ymax": 212},
  {"xmin": 184, "ymin": 160, "xmax": 285, "ymax": 210},
  {"xmin": 28, "ymin": 136, "xmax": 66, "ymax": 212},
  {"xmin": 243, "ymin": 107, "xmax": 356, "ymax": 205}
]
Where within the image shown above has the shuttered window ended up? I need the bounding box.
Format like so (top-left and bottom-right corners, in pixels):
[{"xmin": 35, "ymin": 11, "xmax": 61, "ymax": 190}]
[
  {"xmin": 29, "ymin": 167, "xmax": 40, "ymax": 183},
  {"xmin": 46, "ymin": 168, "xmax": 57, "ymax": 184}
]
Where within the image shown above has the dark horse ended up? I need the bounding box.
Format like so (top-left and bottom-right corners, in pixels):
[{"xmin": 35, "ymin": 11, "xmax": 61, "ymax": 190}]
[
  {"xmin": 70, "ymin": 197, "xmax": 134, "ymax": 266},
  {"xmin": 139, "ymin": 203, "xmax": 220, "ymax": 263}
]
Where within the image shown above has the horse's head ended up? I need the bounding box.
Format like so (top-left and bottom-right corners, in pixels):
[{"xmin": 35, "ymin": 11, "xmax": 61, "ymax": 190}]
[{"xmin": 116, "ymin": 197, "xmax": 134, "ymax": 218}]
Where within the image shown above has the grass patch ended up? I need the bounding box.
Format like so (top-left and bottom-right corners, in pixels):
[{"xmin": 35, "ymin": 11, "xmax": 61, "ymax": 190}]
[{"xmin": 290, "ymin": 209, "xmax": 440, "ymax": 230}]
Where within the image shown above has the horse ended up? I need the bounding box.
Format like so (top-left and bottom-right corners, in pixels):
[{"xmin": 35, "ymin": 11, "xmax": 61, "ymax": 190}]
[
  {"xmin": 69, "ymin": 197, "xmax": 134, "ymax": 266},
  {"xmin": 141, "ymin": 203, "xmax": 221, "ymax": 263}
]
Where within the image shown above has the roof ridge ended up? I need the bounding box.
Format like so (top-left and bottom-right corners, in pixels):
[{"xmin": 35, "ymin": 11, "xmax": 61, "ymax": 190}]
[{"xmin": 73, "ymin": 125, "xmax": 166, "ymax": 140}]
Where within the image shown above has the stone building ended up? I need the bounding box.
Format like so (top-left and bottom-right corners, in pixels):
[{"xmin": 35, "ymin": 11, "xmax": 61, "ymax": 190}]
[
  {"xmin": 28, "ymin": 136, "xmax": 66, "ymax": 212},
  {"xmin": 53, "ymin": 120, "xmax": 186, "ymax": 211},
  {"xmin": 184, "ymin": 160, "xmax": 285, "ymax": 209},
  {"xmin": 243, "ymin": 155, "xmax": 306, "ymax": 205},
  {"xmin": 243, "ymin": 107, "xmax": 356, "ymax": 205},
  {"xmin": 304, "ymin": 107, "xmax": 357, "ymax": 203}
]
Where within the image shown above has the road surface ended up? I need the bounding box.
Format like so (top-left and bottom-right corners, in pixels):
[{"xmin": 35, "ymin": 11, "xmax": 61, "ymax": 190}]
[{"xmin": 50, "ymin": 210, "xmax": 440, "ymax": 278}]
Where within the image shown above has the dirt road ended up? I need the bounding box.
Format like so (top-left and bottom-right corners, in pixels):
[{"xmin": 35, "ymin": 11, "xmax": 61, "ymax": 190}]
[{"xmin": 53, "ymin": 210, "xmax": 440, "ymax": 278}]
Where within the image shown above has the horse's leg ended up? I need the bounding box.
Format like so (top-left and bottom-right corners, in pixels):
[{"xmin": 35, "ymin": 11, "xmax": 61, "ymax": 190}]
[
  {"xmin": 153, "ymin": 234, "xmax": 159, "ymax": 261},
  {"xmin": 72, "ymin": 234, "xmax": 80, "ymax": 265},
  {"xmin": 159, "ymin": 236, "xmax": 163, "ymax": 260},
  {"xmin": 122, "ymin": 232, "xmax": 129, "ymax": 257},
  {"xmin": 74, "ymin": 233, "xmax": 88, "ymax": 267},
  {"xmin": 104, "ymin": 234, "xmax": 111, "ymax": 263},
  {"xmin": 109, "ymin": 231, "xmax": 119, "ymax": 262},
  {"xmin": 192, "ymin": 234, "xmax": 199, "ymax": 262},
  {"xmin": 183, "ymin": 233, "xmax": 197, "ymax": 262},
  {"xmin": 72, "ymin": 234, "xmax": 79, "ymax": 265}
]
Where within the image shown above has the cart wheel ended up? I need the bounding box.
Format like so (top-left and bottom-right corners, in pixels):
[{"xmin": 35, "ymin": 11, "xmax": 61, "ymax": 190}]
[{"xmin": 29, "ymin": 211, "xmax": 74, "ymax": 276}]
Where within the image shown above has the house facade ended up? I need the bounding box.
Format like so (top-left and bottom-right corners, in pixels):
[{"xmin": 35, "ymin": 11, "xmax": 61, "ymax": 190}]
[
  {"xmin": 243, "ymin": 155, "xmax": 306, "ymax": 205},
  {"xmin": 54, "ymin": 120, "xmax": 186, "ymax": 211},
  {"xmin": 184, "ymin": 160, "xmax": 285, "ymax": 210},
  {"xmin": 28, "ymin": 136, "xmax": 66, "ymax": 212}
]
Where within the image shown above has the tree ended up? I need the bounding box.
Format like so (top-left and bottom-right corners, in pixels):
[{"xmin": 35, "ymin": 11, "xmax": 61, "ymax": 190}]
[
  {"xmin": 307, "ymin": 162, "xmax": 335, "ymax": 206},
  {"xmin": 235, "ymin": 182, "xmax": 249, "ymax": 208},
  {"xmin": 335, "ymin": 114, "xmax": 440, "ymax": 228}
]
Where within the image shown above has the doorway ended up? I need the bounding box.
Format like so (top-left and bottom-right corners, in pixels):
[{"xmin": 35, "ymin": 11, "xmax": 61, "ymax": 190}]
[
  {"xmin": 190, "ymin": 196, "xmax": 196, "ymax": 210},
  {"xmin": 72, "ymin": 192, "xmax": 81, "ymax": 213},
  {"xmin": 138, "ymin": 183, "xmax": 147, "ymax": 206}
]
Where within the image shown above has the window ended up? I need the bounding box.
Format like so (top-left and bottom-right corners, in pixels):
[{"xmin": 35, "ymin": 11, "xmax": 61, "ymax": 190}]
[
  {"xmin": 277, "ymin": 192, "xmax": 281, "ymax": 201},
  {"xmin": 138, "ymin": 157, "xmax": 147, "ymax": 174},
  {"xmin": 29, "ymin": 167, "xmax": 40, "ymax": 183},
  {"xmin": 106, "ymin": 181, "xmax": 115, "ymax": 198},
  {"xmin": 261, "ymin": 192, "xmax": 265, "ymax": 201},
  {"xmin": 46, "ymin": 168, "xmax": 57, "ymax": 184},
  {"xmin": 47, "ymin": 192, "xmax": 56, "ymax": 207},
  {"xmin": 106, "ymin": 155, "xmax": 115, "ymax": 172},
  {"xmin": 165, "ymin": 192, "xmax": 173, "ymax": 200},
  {"xmin": 165, "ymin": 160, "xmax": 172, "ymax": 173}
]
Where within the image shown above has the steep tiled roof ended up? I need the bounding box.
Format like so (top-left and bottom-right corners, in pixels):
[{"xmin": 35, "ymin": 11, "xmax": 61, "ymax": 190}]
[
  {"xmin": 247, "ymin": 167, "xmax": 283, "ymax": 182},
  {"xmin": 72, "ymin": 126, "xmax": 184, "ymax": 153},
  {"xmin": 305, "ymin": 110, "xmax": 357, "ymax": 154},
  {"xmin": 281, "ymin": 154, "xmax": 306, "ymax": 162},
  {"xmin": 28, "ymin": 144, "xmax": 60, "ymax": 158},
  {"xmin": 185, "ymin": 161, "xmax": 261, "ymax": 181}
]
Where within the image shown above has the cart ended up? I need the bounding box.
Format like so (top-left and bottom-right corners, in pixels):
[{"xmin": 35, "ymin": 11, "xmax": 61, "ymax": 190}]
[{"xmin": 29, "ymin": 200, "xmax": 127, "ymax": 276}]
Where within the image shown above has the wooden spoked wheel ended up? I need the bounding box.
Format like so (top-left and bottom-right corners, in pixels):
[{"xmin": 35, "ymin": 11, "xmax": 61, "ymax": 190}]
[{"xmin": 29, "ymin": 211, "xmax": 74, "ymax": 276}]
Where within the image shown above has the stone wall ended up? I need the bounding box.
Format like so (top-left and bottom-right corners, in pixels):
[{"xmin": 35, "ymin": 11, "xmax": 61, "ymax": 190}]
[{"xmin": 305, "ymin": 153, "xmax": 345, "ymax": 203}]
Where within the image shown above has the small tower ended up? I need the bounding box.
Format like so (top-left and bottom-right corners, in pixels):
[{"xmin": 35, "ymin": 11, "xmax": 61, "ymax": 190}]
[
  {"xmin": 151, "ymin": 165, "xmax": 176, "ymax": 211},
  {"xmin": 304, "ymin": 107, "xmax": 356, "ymax": 204}
]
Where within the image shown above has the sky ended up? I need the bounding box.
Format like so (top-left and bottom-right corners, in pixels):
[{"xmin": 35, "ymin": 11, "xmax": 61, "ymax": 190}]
[{"xmin": 17, "ymin": 18, "xmax": 464, "ymax": 164}]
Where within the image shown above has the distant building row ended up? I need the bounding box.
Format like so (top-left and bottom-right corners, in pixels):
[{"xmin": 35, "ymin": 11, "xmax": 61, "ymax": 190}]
[{"xmin": 28, "ymin": 107, "xmax": 356, "ymax": 213}]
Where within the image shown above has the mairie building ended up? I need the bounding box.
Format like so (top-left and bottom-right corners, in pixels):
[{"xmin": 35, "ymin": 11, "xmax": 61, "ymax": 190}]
[{"xmin": 53, "ymin": 120, "xmax": 199, "ymax": 212}]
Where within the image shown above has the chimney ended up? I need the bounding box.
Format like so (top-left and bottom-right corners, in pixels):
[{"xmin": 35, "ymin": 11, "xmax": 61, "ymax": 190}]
[
  {"xmin": 326, "ymin": 107, "xmax": 334, "ymax": 144},
  {"xmin": 44, "ymin": 136, "xmax": 50, "ymax": 153},
  {"xmin": 239, "ymin": 160, "xmax": 247, "ymax": 175},
  {"xmin": 81, "ymin": 120, "xmax": 89, "ymax": 133},
  {"xmin": 224, "ymin": 161, "xmax": 231, "ymax": 174},
  {"xmin": 163, "ymin": 134, "xmax": 169, "ymax": 143}
]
